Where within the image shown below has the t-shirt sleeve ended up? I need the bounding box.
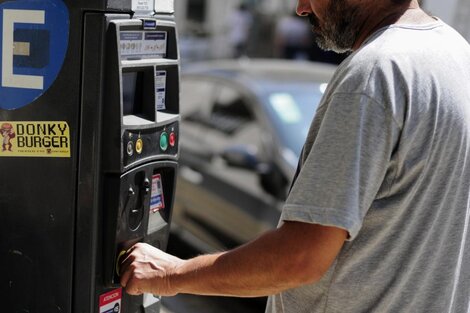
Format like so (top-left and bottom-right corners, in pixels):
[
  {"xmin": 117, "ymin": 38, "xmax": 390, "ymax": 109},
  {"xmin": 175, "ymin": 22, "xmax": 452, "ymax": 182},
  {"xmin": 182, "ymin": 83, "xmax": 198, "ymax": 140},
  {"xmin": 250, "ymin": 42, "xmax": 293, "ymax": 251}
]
[{"xmin": 281, "ymin": 92, "xmax": 400, "ymax": 240}]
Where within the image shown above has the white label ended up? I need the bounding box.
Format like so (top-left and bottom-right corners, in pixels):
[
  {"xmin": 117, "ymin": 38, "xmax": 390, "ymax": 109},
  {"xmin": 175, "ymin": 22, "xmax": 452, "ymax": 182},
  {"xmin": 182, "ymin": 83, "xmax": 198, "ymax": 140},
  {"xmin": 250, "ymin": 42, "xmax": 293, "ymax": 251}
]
[
  {"xmin": 120, "ymin": 31, "xmax": 167, "ymax": 59},
  {"xmin": 132, "ymin": 0, "xmax": 154, "ymax": 13},
  {"xmin": 155, "ymin": 70, "xmax": 166, "ymax": 110}
]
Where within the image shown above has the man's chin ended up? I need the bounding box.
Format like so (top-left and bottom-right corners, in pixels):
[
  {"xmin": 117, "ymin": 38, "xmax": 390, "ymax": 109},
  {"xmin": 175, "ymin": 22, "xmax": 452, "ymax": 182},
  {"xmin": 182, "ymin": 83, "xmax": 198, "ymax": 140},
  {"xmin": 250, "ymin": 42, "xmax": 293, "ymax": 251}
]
[{"xmin": 315, "ymin": 36, "xmax": 352, "ymax": 54}]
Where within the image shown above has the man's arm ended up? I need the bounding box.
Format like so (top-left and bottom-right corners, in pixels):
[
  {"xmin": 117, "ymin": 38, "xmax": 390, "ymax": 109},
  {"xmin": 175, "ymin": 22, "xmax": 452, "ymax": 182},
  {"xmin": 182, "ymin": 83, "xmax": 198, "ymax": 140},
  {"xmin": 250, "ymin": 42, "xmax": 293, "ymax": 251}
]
[{"xmin": 120, "ymin": 221, "xmax": 347, "ymax": 297}]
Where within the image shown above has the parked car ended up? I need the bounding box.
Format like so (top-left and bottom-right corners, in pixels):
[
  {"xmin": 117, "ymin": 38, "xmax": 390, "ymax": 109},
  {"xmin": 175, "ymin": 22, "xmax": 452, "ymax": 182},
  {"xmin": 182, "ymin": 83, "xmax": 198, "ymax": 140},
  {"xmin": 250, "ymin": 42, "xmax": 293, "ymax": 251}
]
[{"xmin": 171, "ymin": 59, "xmax": 336, "ymax": 253}]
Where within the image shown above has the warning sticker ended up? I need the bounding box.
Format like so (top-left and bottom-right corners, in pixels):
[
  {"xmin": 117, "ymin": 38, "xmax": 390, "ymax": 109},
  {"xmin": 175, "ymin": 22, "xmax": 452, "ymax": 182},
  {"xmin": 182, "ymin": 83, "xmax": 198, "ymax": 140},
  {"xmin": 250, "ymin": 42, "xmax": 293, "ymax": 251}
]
[
  {"xmin": 0, "ymin": 121, "xmax": 70, "ymax": 158},
  {"xmin": 150, "ymin": 174, "xmax": 165, "ymax": 212},
  {"xmin": 99, "ymin": 288, "xmax": 122, "ymax": 313},
  {"xmin": 155, "ymin": 70, "xmax": 166, "ymax": 111}
]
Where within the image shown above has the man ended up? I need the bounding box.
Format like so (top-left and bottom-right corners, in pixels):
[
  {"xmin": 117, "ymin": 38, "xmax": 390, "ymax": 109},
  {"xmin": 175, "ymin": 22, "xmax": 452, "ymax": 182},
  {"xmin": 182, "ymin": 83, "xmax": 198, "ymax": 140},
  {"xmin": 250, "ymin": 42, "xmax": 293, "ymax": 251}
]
[
  {"xmin": 228, "ymin": 3, "xmax": 253, "ymax": 58},
  {"xmin": 120, "ymin": 0, "xmax": 470, "ymax": 311}
]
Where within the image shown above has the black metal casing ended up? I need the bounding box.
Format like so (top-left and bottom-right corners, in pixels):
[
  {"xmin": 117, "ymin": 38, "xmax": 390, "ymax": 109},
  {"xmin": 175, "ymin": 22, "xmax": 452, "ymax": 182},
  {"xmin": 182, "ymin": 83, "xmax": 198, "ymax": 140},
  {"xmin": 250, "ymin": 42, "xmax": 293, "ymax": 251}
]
[{"xmin": 0, "ymin": 1, "xmax": 179, "ymax": 312}]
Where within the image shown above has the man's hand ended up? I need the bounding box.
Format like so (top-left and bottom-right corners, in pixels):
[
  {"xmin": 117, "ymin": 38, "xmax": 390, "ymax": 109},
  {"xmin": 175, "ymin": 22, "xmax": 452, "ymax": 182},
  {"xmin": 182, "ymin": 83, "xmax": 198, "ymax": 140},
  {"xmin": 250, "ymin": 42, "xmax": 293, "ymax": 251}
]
[{"xmin": 119, "ymin": 243, "xmax": 184, "ymax": 296}]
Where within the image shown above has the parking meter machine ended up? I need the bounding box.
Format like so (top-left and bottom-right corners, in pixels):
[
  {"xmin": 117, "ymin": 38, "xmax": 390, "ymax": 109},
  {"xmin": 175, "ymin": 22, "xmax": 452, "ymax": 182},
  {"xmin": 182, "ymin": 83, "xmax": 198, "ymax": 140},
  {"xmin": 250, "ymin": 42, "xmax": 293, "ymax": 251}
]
[{"xmin": 0, "ymin": 0, "xmax": 179, "ymax": 312}]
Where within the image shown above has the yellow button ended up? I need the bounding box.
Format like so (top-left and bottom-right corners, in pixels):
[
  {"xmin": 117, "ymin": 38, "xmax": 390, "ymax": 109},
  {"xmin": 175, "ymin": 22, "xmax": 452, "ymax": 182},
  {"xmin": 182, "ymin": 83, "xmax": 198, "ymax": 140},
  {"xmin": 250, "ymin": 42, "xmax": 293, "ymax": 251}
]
[{"xmin": 136, "ymin": 138, "xmax": 143, "ymax": 154}]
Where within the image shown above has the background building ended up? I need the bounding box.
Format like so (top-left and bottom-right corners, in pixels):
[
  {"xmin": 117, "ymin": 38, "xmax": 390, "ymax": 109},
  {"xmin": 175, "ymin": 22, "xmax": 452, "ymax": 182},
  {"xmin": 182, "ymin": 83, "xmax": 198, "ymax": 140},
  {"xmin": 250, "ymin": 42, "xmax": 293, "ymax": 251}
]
[{"xmin": 175, "ymin": 0, "xmax": 470, "ymax": 63}]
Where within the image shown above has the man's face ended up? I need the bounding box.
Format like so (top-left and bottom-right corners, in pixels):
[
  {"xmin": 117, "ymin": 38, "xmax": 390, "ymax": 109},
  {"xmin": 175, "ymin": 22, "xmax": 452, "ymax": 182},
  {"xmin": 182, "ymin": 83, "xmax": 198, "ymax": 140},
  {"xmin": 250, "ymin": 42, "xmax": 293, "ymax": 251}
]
[{"xmin": 297, "ymin": 0, "xmax": 363, "ymax": 53}]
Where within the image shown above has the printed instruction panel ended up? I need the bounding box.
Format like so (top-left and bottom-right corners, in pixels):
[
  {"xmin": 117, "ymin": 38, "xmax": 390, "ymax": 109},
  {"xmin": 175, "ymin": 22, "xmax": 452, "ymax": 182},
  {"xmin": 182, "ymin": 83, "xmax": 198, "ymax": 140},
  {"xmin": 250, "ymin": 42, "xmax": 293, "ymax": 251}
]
[{"xmin": 120, "ymin": 31, "xmax": 167, "ymax": 59}]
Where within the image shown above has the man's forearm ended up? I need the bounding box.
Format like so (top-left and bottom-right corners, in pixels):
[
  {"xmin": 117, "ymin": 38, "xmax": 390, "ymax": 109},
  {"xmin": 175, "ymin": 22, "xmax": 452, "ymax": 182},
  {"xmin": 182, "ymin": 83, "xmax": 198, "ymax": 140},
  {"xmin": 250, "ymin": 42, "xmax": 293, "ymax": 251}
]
[
  {"xmin": 168, "ymin": 222, "xmax": 347, "ymax": 297},
  {"xmin": 170, "ymin": 231, "xmax": 299, "ymax": 297}
]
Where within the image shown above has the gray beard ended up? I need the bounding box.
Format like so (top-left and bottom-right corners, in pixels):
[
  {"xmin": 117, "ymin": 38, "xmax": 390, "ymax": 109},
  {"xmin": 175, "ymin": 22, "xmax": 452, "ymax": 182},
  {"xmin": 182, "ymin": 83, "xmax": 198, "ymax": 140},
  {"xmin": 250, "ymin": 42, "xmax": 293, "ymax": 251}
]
[{"xmin": 309, "ymin": 0, "xmax": 362, "ymax": 53}]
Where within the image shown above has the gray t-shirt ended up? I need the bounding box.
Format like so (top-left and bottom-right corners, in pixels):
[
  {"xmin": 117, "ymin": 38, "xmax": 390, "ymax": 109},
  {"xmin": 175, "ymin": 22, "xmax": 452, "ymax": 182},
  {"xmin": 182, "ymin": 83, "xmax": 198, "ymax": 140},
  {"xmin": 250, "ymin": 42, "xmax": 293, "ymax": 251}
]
[{"xmin": 266, "ymin": 20, "xmax": 470, "ymax": 313}]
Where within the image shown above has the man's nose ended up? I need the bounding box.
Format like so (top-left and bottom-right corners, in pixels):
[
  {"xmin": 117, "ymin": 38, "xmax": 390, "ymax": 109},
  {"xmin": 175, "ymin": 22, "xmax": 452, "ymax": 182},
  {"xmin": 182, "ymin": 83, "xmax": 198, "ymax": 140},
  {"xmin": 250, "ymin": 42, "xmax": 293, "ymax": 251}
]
[{"xmin": 296, "ymin": 0, "xmax": 312, "ymax": 16}]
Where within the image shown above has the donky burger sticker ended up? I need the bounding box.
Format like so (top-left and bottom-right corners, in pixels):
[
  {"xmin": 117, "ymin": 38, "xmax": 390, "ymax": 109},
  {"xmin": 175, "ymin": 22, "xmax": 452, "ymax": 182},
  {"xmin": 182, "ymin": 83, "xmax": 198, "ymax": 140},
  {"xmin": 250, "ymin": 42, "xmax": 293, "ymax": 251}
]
[{"xmin": 0, "ymin": 121, "xmax": 70, "ymax": 158}]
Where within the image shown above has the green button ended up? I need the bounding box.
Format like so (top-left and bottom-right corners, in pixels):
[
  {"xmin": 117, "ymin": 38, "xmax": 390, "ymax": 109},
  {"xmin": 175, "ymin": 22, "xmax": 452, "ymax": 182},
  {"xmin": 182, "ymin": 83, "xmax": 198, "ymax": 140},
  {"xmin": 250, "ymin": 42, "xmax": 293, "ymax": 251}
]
[{"xmin": 160, "ymin": 132, "xmax": 169, "ymax": 151}]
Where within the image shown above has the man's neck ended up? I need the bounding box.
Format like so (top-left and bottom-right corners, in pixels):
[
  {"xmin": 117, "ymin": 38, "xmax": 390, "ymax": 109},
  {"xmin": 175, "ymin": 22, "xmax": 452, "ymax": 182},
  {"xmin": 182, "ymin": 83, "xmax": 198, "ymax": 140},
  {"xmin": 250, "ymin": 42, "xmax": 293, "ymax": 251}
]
[{"xmin": 352, "ymin": 1, "xmax": 435, "ymax": 50}]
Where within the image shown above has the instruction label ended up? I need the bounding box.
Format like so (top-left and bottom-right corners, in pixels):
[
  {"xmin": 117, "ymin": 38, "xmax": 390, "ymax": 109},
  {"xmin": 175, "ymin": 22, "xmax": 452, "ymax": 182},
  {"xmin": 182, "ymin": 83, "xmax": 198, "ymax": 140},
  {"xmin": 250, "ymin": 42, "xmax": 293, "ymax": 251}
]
[
  {"xmin": 0, "ymin": 121, "xmax": 70, "ymax": 157},
  {"xmin": 99, "ymin": 288, "xmax": 121, "ymax": 313},
  {"xmin": 120, "ymin": 31, "xmax": 167, "ymax": 59},
  {"xmin": 150, "ymin": 174, "xmax": 165, "ymax": 212},
  {"xmin": 155, "ymin": 70, "xmax": 166, "ymax": 110},
  {"xmin": 132, "ymin": 0, "xmax": 154, "ymax": 13}
]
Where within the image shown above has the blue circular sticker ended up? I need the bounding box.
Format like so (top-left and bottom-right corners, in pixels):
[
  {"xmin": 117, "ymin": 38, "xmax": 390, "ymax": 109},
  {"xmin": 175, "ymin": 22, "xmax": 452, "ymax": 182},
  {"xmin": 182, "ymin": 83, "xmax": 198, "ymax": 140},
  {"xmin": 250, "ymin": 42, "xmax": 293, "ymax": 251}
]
[{"xmin": 0, "ymin": 0, "xmax": 69, "ymax": 110}]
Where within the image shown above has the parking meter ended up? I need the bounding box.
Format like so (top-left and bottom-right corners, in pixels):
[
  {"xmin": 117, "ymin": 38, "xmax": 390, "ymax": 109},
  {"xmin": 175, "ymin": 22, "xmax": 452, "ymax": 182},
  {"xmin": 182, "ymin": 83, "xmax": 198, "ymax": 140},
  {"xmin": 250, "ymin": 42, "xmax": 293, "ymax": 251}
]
[{"xmin": 0, "ymin": 1, "xmax": 179, "ymax": 312}]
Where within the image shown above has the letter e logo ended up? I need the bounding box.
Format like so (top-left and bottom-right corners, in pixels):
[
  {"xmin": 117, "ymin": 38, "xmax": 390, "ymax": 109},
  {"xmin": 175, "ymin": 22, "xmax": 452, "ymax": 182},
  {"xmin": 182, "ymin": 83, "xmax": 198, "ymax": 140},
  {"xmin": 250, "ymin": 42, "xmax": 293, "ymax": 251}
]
[{"xmin": 0, "ymin": 0, "xmax": 69, "ymax": 110}]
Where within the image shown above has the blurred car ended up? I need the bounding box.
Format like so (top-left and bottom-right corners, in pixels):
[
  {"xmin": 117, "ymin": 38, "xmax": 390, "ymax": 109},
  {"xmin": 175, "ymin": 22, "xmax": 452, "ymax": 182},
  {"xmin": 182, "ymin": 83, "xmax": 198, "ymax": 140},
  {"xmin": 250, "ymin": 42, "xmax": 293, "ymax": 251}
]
[{"xmin": 172, "ymin": 59, "xmax": 336, "ymax": 253}]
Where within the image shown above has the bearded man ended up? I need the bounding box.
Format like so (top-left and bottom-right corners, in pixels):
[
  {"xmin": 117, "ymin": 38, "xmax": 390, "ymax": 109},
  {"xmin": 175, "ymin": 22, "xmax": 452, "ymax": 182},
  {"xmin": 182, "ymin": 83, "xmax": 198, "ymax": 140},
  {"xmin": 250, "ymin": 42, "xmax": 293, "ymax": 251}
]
[{"xmin": 120, "ymin": 1, "xmax": 470, "ymax": 312}]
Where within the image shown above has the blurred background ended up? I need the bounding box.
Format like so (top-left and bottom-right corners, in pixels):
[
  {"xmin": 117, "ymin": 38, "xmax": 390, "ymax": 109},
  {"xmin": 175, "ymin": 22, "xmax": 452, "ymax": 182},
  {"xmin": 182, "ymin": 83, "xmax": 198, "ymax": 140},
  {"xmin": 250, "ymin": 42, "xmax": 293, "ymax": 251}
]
[
  {"xmin": 174, "ymin": 0, "xmax": 470, "ymax": 65},
  {"xmin": 176, "ymin": 0, "xmax": 346, "ymax": 65},
  {"xmin": 162, "ymin": 0, "xmax": 470, "ymax": 312}
]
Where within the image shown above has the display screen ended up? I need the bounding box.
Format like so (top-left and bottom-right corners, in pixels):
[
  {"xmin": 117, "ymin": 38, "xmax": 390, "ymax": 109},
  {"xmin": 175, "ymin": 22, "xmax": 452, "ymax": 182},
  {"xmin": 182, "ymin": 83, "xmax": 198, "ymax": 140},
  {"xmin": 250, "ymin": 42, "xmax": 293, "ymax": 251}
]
[{"xmin": 122, "ymin": 72, "xmax": 143, "ymax": 116}]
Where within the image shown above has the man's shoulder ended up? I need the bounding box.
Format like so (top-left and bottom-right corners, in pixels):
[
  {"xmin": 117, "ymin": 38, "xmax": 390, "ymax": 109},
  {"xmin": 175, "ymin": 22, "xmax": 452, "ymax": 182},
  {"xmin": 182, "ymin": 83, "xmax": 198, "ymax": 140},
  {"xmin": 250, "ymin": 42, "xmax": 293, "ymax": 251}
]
[
  {"xmin": 327, "ymin": 50, "xmax": 388, "ymax": 97},
  {"xmin": 329, "ymin": 23, "xmax": 447, "ymax": 94}
]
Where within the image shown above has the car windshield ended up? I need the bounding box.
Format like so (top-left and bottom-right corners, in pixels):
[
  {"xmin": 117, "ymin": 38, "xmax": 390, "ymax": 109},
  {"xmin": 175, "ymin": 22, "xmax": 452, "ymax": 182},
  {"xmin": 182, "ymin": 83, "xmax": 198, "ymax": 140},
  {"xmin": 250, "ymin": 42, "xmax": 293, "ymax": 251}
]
[{"xmin": 259, "ymin": 81, "xmax": 326, "ymax": 159}]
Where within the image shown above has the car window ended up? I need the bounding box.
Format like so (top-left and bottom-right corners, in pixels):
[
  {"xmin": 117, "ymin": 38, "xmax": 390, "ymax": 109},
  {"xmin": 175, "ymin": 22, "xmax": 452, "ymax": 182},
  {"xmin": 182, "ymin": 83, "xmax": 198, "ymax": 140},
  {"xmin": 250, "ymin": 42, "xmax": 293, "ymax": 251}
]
[
  {"xmin": 180, "ymin": 79, "xmax": 215, "ymax": 117},
  {"xmin": 202, "ymin": 83, "xmax": 268, "ymax": 199},
  {"xmin": 260, "ymin": 82, "xmax": 325, "ymax": 158},
  {"xmin": 209, "ymin": 84, "xmax": 255, "ymax": 135},
  {"xmin": 181, "ymin": 78, "xmax": 265, "ymax": 161}
]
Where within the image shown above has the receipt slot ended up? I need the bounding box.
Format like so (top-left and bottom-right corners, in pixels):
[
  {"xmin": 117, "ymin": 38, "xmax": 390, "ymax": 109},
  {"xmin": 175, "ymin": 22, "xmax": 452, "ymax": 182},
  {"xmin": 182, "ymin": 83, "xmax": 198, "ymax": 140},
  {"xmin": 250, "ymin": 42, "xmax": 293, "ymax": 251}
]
[{"xmin": 0, "ymin": 1, "xmax": 179, "ymax": 313}]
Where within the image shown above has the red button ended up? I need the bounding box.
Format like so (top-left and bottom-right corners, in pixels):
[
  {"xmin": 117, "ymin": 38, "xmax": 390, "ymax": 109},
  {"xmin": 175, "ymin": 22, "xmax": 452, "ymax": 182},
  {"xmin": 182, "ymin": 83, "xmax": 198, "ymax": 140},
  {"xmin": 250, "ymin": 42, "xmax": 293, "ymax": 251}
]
[{"xmin": 169, "ymin": 132, "xmax": 176, "ymax": 147}]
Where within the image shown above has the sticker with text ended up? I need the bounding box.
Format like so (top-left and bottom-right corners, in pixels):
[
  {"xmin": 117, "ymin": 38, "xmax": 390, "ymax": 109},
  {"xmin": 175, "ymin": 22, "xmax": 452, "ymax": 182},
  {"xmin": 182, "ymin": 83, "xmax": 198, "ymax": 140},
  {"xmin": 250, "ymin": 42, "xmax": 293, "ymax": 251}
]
[
  {"xmin": 155, "ymin": 70, "xmax": 166, "ymax": 110},
  {"xmin": 99, "ymin": 288, "xmax": 121, "ymax": 313},
  {"xmin": 0, "ymin": 121, "xmax": 70, "ymax": 157},
  {"xmin": 150, "ymin": 174, "xmax": 165, "ymax": 212}
]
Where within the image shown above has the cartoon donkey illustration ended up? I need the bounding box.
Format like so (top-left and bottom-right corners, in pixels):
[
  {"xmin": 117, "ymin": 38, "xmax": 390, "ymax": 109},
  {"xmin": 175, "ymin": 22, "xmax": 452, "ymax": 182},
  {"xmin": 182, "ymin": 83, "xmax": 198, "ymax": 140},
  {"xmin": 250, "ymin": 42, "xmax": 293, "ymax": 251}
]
[{"xmin": 1, "ymin": 123, "xmax": 16, "ymax": 152}]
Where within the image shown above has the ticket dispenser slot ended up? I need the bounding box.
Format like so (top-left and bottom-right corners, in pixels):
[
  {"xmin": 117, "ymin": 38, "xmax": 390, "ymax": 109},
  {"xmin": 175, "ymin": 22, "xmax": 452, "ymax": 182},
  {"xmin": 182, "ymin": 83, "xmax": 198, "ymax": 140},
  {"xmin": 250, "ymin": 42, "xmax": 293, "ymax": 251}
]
[
  {"xmin": 101, "ymin": 15, "xmax": 179, "ymax": 295},
  {"xmin": 103, "ymin": 162, "xmax": 177, "ymax": 286}
]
